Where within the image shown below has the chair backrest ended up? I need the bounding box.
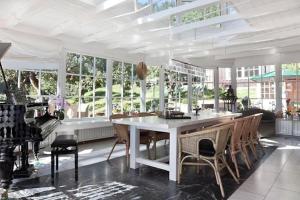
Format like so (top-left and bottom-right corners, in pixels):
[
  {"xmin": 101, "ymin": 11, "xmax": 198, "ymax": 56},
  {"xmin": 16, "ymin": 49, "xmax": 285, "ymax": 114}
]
[
  {"xmin": 250, "ymin": 113, "xmax": 263, "ymax": 140},
  {"xmin": 179, "ymin": 124, "xmax": 233, "ymax": 156},
  {"xmin": 241, "ymin": 115, "xmax": 253, "ymax": 142},
  {"xmin": 110, "ymin": 113, "xmax": 130, "ymax": 143},
  {"xmin": 230, "ymin": 117, "xmax": 245, "ymax": 152}
]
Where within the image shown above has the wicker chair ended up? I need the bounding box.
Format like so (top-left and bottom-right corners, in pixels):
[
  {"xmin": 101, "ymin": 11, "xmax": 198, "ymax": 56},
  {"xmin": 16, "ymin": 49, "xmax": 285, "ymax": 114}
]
[
  {"xmin": 249, "ymin": 113, "xmax": 264, "ymax": 159},
  {"xmin": 134, "ymin": 112, "xmax": 169, "ymax": 160},
  {"xmin": 229, "ymin": 117, "xmax": 251, "ymax": 178},
  {"xmin": 107, "ymin": 114, "xmax": 152, "ymax": 160},
  {"xmin": 178, "ymin": 124, "xmax": 239, "ymax": 198},
  {"xmin": 240, "ymin": 116, "xmax": 254, "ymax": 167}
]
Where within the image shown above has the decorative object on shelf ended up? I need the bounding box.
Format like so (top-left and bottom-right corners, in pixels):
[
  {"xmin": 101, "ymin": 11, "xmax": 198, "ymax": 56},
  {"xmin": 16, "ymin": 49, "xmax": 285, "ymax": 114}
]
[{"xmin": 136, "ymin": 61, "xmax": 147, "ymax": 80}]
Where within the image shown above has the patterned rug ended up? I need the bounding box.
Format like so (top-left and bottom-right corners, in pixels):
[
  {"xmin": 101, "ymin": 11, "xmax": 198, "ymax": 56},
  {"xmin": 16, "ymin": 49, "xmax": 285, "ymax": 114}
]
[{"xmin": 3, "ymin": 145, "xmax": 277, "ymax": 200}]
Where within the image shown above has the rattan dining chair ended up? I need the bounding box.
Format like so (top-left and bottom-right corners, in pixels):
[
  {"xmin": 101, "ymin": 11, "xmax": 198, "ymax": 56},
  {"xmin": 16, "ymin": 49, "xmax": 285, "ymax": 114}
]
[
  {"xmin": 240, "ymin": 115, "xmax": 254, "ymax": 167},
  {"xmin": 249, "ymin": 113, "xmax": 264, "ymax": 159},
  {"xmin": 134, "ymin": 112, "xmax": 169, "ymax": 160},
  {"xmin": 178, "ymin": 124, "xmax": 239, "ymax": 198},
  {"xmin": 229, "ymin": 117, "xmax": 251, "ymax": 178},
  {"xmin": 107, "ymin": 114, "xmax": 152, "ymax": 160}
]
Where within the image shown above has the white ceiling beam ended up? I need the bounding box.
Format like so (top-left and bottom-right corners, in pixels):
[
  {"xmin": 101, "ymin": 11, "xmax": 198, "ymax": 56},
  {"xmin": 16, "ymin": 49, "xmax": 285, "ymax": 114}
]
[
  {"xmin": 183, "ymin": 35, "xmax": 300, "ymax": 59},
  {"xmin": 105, "ymin": 13, "xmax": 241, "ymax": 49},
  {"xmin": 83, "ymin": 0, "xmax": 220, "ymax": 43},
  {"xmin": 128, "ymin": 23, "xmax": 253, "ymax": 54}
]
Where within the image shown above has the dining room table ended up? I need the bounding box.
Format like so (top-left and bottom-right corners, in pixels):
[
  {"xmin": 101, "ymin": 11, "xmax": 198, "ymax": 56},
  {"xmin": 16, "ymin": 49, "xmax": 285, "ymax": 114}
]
[{"xmin": 112, "ymin": 111, "xmax": 242, "ymax": 182}]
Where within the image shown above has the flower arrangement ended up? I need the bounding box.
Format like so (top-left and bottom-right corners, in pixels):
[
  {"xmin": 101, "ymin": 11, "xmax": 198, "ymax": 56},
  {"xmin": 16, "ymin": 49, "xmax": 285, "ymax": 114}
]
[{"xmin": 54, "ymin": 95, "xmax": 67, "ymax": 120}]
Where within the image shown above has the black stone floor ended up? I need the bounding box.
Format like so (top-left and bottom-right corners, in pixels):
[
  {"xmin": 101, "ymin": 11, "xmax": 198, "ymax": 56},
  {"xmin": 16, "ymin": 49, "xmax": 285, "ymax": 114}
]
[{"xmin": 7, "ymin": 145, "xmax": 276, "ymax": 200}]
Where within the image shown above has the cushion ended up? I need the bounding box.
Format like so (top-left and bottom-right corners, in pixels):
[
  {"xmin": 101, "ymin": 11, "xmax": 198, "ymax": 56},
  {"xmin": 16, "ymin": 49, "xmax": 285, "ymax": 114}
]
[
  {"xmin": 198, "ymin": 139, "xmax": 215, "ymax": 157},
  {"xmin": 51, "ymin": 135, "xmax": 77, "ymax": 147}
]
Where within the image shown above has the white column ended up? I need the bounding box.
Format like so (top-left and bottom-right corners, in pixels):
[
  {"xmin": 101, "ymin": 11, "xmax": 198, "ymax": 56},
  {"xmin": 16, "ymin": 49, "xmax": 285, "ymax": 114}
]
[
  {"xmin": 231, "ymin": 66, "xmax": 237, "ymax": 95},
  {"xmin": 106, "ymin": 59, "xmax": 113, "ymax": 117},
  {"xmin": 214, "ymin": 67, "xmax": 219, "ymax": 111},
  {"xmin": 275, "ymin": 63, "xmax": 282, "ymax": 112},
  {"xmin": 187, "ymin": 74, "xmax": 193, "ymax": 113},
  {"xmin": 140, "ymin": 79, "xmax": 146, "ymax": 112},
  {"xmin": 57, "ymin": 49, "xmax": 66, "ymax": 97},
  {"xmin": 159, "ymin": 66, "xmax": 165, "ymax": 111}
]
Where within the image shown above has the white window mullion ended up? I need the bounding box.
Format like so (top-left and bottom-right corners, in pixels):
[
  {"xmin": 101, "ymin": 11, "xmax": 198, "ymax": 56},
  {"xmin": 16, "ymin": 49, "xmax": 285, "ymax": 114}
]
[
  {"xmin": 131, "ymin": 64, "xmax": 134, "ymax": 111},
  {"xmin": 92, "ymin": 57, "xmax": 96, "ymax": 117},
  {"xmin": 79, "ymin": 55, "xmax": 82, "ymax": 119},
  {"xmin": 121, "ymin": 62, "xmax": 124, "ymax": 113}
]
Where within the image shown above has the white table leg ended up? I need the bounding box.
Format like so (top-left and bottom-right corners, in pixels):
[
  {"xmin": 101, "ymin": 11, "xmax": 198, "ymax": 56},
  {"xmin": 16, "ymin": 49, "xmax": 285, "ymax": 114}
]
[
  {"xmin": 169, "ymin": 128, "xmax": 179, "ymax": 181},
  {"xmin": 130, "ymin": 125, "xmax": 140, "ymax": 169}
]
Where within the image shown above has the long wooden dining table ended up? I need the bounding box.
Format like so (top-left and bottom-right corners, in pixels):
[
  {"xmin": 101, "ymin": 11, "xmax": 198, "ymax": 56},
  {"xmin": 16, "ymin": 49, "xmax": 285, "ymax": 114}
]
[{"xmin": 112, "ymin": 111, "xmax": 241, "ymax": 182}]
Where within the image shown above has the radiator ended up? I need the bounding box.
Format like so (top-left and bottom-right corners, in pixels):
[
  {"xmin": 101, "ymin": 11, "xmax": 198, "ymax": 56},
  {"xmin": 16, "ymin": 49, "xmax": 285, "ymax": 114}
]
[{"xmin": 39, "ymin": 126, "xmax": 115, "ymax": 148}]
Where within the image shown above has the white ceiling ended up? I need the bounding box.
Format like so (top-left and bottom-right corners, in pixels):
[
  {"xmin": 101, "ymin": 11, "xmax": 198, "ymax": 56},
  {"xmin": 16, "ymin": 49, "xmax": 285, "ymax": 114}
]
[{"xmin": 0, "ymin": 0, "xmax": 300, "ymax": 68}]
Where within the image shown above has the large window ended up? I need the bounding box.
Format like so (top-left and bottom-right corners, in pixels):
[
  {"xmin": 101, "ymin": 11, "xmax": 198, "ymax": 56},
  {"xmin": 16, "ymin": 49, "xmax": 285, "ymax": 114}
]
[
  {"xmin": 146, "ymin": 66, "xmax": 160, "ymax": 111},
  {"xmin": 191, "ymin": 69, "xmax": 215, "ymax": 109},
  {"xmin": 192, "ymin": 75, "xmax": 204, "ymax": 108},
  {"xmin": 66, "ymin": 53, "xmax": 106, "ymax": 119},
  {"xmin": 236, "ymin": 65, "xmax": 275, "ymax": 111},
  {"xmin": 112, "ymin": 61, "xmax": 140, "ymax": 114},
  {"xmin": 164, "ymin": 70, "xmax": 188, "ymax": 112},
  {"xmin": 281, "ymin": 63, "xmax": 300, "ymax": 113},
  {"xmin": 0, "ymin": 68, "xmax": 57, "ymax": 113},
  {"xmin": 219, "ymin": 68, "xmax": 231, "ymax": 111}
]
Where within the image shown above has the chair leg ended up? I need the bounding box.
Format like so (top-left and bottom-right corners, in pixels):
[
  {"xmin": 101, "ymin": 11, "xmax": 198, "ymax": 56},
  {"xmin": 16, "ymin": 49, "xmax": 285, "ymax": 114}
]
[
  {"xmin": 153, "ymin": 140, "xmax": 157, "ymax": 160},
  {"xmin": 56, "ymin": 153, "xmax": 59, "ymax": 171},
  {"xmin": 231, "ymin": 153, "xmax": 240, "ymax": 178},
  {"xmin": 51, "ymin": 150, "xmax": 54, "ymax": 181},
  {"xmin": 177, "ymin": 153, "xmax": 181, "ymax": 184},
  {"xmin": 222, "ymin": 155, "xmax": 239, "ymax": 184},
  {"xmin": 75, "ymin": 147, "xmax": 78, "ymax": 181},
  {"xmin": 146, "ymin": 143, "xmax": 151, "ymax": 160},
  {"xmin": 214, "ymin": 159, "xmax": 225, "ymax": 198},
  {"xmin": 125, "ymin": 141, "xmax": 130, "ymax": 159},
  {"xmin": 107, "ymin": 139, "xmax": 118, "ymax": 161},
  {"xmin": 249, "ymin": 142, "xmax": 258, "ymax": 160},
  {"xmin": 242, "ymin": 144, "xmax": 252, "ymax": 168}
]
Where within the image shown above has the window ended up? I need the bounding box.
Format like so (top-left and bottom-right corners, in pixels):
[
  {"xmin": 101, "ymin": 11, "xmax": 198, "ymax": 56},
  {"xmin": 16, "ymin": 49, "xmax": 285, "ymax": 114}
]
[
  {"xmin": 202, "ymin": 69, "xmax": 215, "ymax": 109},
  {"xmin": 146, "ymin": 66, "xmax": 160, "ymax": 111},
  {"xmin": 0, "ymin": 68, "xmax": 57, "ymax": 112},
  {"xmin": 192, "ymin": 75, "xmax": 204, "ymax": 108},
  {"xmin": 112, "ymin": 61, "xmax": 140, "ymax": 114},
  {"xmin": 136, "ymin": 0, "xmax": 150, "ymax": 9},
  {"xmin": 153, "ymin": 0, "xmax": 176, "ymax": 12},
  {"xmin": 281, "ymin": 63, "xmax": 300, "ymax": 113},
  {"xmin": 0, "ymin": 69, "xmax": 18, "ymax": 102},
  {"xmin": 65, "ymin": 52, "xmax": 106, "ymax": 119},
  {"xmin": 219, "ymin": 68, "xmax": 231, "ymax": 110},
  {"xmin": 236, "ymin": 65, "xmax": 275, "ymax": 111},
  {"xmin": 171, "ymin": 3, "xmax": 220, "ymax": 26},
  {"xmin": 237, "ymin": 67, "xmax": 242, "ymax": 78}
]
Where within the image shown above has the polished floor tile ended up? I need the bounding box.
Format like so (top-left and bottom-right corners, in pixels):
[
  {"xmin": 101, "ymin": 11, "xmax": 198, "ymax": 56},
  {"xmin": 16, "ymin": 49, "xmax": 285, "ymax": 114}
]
[
  {"xmin": 264, "ymin": 187, "xmax": 300, "ymax": 200},
  {"xmin": 229, "ymin": 136, "xmax": 300, "ymax": 200}
]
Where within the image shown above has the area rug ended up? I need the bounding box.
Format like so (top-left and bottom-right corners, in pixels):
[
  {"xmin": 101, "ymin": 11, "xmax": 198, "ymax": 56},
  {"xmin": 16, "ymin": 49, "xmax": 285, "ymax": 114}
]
[{"xmin": 4, "ymin": 145, "xmax": 277, "ymax": 200}]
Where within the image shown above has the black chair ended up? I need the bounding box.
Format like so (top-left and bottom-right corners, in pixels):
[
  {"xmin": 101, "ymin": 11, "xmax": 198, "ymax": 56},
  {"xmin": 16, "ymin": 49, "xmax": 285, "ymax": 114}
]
[{"xmin": 51, "ymin": 135, "xmax": 78, "ymax": 182}]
